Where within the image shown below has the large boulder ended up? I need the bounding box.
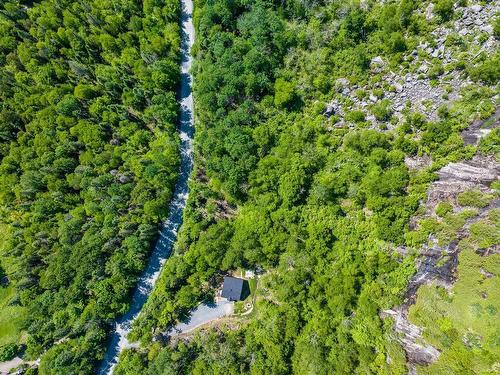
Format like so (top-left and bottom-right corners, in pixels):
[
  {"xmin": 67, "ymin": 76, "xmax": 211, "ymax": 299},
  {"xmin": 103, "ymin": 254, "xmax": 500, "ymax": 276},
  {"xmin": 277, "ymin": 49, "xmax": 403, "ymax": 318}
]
[{"xmin": 370, "ymin": 56, "xmax": 385, "ymax": 73}]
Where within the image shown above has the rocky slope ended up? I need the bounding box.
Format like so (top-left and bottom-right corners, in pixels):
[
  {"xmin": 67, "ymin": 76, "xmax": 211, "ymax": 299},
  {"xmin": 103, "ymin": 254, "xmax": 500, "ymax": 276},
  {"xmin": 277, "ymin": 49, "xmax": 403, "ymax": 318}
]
[
  {"xmin": 383, "ymin": 102, "xmax": 498, "ymax": 372},
  {"xmin": 325, "ymin": 1, "xmax": 499, "ymax": 129}
]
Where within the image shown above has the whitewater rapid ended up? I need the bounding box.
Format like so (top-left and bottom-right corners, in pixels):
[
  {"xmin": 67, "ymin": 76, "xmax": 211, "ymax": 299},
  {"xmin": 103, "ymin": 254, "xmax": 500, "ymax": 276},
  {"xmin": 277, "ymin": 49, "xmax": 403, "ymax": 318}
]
[{"xmin": 98, "ymin": 0, "xmax": 195, "ymax": 373}]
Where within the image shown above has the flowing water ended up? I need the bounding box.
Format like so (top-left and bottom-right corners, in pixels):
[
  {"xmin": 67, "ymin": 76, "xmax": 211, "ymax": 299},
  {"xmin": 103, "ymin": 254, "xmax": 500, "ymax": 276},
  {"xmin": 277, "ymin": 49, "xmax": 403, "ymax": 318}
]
[{"xmin": 98, "ymin": 0, "xmax": 195, "ymax": 372}]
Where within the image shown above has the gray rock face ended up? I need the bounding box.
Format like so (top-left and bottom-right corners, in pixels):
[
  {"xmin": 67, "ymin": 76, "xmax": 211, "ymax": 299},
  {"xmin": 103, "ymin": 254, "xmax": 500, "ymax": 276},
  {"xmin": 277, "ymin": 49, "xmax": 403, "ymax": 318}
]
[
  {"xmin": 118, "ymin": 174, "xmax": 131, "ymax": 184},
  {"xmin": 404, "ymin": 155, "xmax": 432, "ymax": 170},
  {"xmin": 462, "ymin": 108, "xmax": 500, "ymax": 146},
  {"xmin": 427, "ymin": 154, "xmax": 499, "ymax": 214},
  {"xmin": 336, "ymin": 77, "xmax": 349, "ymax": 87},
  {"xmin": 470, "ymin": 4, "xmax": 482, "ymax": 13},
  {"xmin": 438, "ymin": 159, "xmax": 499, "ymax": 184},
  {"xmin": 417, "ymin": 64, "xmax": 428, "ymax": 73},
  {"xmin": 370, "ymin": 56, "xmax": 385, "ymax": 73},
  {"xmin": 464, "ymin": 17, "xmax": 474, "ymax": 26},
  {"xmin": 382, "ymin": 309, "xmax": 441, "ymax": 365},
  {"xmin": 425, "ymin": 3, "xmax": 434, "ymax": 20}
]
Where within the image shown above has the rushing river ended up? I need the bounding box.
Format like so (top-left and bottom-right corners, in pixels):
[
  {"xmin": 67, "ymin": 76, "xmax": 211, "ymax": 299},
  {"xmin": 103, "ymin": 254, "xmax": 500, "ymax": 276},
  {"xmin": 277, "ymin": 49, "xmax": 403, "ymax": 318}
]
[{"xmin": 98, "ymin": 0, "xmax": 195, "ymax": 373}]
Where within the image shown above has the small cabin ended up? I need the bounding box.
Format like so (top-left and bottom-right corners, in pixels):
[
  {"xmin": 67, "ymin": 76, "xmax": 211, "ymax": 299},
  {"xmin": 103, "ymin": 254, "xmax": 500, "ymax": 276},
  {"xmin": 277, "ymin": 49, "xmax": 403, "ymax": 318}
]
[{"xmin": 221, "ymin": 276, "xmax": 250, "ymax": 301}]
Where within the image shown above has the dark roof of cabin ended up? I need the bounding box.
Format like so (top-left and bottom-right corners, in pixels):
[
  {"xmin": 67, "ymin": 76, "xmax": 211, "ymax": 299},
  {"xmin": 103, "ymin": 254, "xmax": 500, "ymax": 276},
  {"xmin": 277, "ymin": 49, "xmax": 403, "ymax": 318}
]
[{"xmin": 221, "ymin": 276, "xmax": 245, "ymax": 301}]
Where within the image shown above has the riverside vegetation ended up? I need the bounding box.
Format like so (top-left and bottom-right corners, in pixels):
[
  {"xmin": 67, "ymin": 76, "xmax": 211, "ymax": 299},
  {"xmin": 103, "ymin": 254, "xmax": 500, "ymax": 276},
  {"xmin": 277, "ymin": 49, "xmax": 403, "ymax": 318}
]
[
  {"xmin": 0, "ymin": 0, "xmax": 181, "ymax": 373},
  {"xmin": 0, "ymin": 0, "xmax": 498, "ymax": 374}
]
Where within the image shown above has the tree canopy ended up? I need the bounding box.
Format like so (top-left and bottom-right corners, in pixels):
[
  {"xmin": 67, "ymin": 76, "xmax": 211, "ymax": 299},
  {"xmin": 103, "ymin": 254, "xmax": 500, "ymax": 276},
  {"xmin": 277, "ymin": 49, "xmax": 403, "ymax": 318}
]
[{"xmin": 0, "ymin": 0, "xmax": 181, "ymax": 372}]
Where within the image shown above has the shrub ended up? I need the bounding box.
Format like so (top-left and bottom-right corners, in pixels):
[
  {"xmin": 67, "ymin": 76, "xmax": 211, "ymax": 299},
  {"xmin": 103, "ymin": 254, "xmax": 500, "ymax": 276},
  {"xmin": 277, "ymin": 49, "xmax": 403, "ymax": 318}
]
[
  {"xmin": 469, "ymin": 221, "xmax": 498, "ymax": 248},
  {"xmin": 435, "ymin": 201, "xmax": 453, "ymax": 217},
  {"xmin": 74, "ymin": 84, "xmax": 99, "ymax": 100},
  {"xmin": 469, "ymin": 53, "xmax": 500, "ymax": 85},
  {"xmin": 0, "ymin": 344, "xmax": 20, "ymax": 361},
  {"xmin": 437, "ymin": 105, "xmax": 449, "ymax": 119},
  {"xmin": 0, "ymin": 263, "xmax": 5, "ymax": 282},
  {"xmin": 428, "ymin": 62, "xmax": 444, "ymax": 79},
  {"xmin": 372, "ymin": 88, "xmax": 384, "ymax": 98},
  {"xmin": 421, "ymin": 121, "xmax": 451, "ymax": 148},
  {"xmin": 494, "ymin": 16, "xmax": 500, "ymax": 40},
  {"xmin": 371, "ymin": 99, "xmax": 393, "ymax": 122},
  {"xmin": 355, "ymin": 89, "xmax": 368, "ymax": 99},
  {"xmin": 274, "ymin": 78, "xmax": 296, "ymax": 108},
  {"xmin": 457, "ymin": 190, "xmax": 492, "ymax": 208},
  {"xmin": 388, "ymin": 32, "xmax": 407, "ymax": 52},
  {"xmin": 433, "ymin": 0, "xmax": 454, "ymax": 22},
  {"xmin": 445, "ymin": 33, "xmax": 465, "ymax": 47},
  {"xmin": 478, "ymin": 128, "xmax": 500, "ymax": 155},
  {"xmin": 346, "ymin": 110, "xmax": 366, "ymax": 123}
]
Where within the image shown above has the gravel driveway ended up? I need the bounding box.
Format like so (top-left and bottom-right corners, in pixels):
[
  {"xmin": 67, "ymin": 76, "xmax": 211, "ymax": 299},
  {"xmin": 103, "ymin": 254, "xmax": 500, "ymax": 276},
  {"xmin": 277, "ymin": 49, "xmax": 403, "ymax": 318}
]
[{"xmin": 171, "ymin": 299, "xmax": 234, "ymax": 335}]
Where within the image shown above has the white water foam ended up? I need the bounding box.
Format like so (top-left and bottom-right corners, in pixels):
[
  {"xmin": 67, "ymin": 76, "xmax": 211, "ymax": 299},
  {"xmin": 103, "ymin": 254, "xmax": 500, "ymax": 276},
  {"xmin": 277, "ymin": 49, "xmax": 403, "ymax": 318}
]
[{"xmin": 97, "ymin": 0, "xmax": 195, "ymax": 373}]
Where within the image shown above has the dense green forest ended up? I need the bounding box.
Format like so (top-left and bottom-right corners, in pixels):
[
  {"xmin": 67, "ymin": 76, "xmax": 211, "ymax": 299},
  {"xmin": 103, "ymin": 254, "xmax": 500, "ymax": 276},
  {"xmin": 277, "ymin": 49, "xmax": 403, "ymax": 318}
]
[
  {"xmin": 0, "ymin": 0, "xmax": 498, "ymax": 374},
  {"xmin": 113, "ymin": 0, "xmax": 498, "ymax": 374},
  {"xmin": 0, "ymin": 0, "xmax": 181, "ymax": 373}
]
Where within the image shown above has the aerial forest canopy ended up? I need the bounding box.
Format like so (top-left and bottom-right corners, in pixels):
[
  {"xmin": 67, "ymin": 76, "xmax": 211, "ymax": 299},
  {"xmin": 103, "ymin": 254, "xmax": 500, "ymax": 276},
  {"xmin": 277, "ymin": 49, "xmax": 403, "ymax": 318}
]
[
  {"xmin": 0, "ymin": 0, "xmax": 181, "ymax": 372},
  {"xmin": 0, "ymin": 0, "xmax": 499, "ymax": 374},
  {"xmin": 121, "ymin": 0, "xmax": 498, "ymax": 374}
]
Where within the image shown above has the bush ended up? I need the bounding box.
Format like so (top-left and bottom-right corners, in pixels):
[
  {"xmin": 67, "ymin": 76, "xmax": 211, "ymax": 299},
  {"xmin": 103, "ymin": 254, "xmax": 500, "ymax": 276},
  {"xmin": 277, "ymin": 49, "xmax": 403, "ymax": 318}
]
[
  {"xmin": 0, "ymin": 344, "xmax": 20, "ymax": 361},
  {"xmin": 494, "ymin": 16, "xmax": 500, "ymax": 40},
  {"xmin": 371, "ymin": 99, "xmax": 393, "ymax": 122},
  {"xmin": 428, "ymin": 62, "xmax": 444, "ymax": 79},
  {"xmin": 433, "ymin": 0, "xmax": 454, "ymax": 22},
  {"xmin": 478, "ymin": 128, "xmax": 500, "ymax": 155},
  {"xmin": 469, "ymin": 53, "xmax": 500, "ymax": 85},
  {"xmin": 372, "ymin": 88, "xmax": 384, "ymax": 98},
  {"xmin": 421, "ymin": 121, "xmax": 452, "ymax": 149},
  {"xmin": 437, "ymin": 105, "xmax": 449, "ymax": 119},
  {"xmin": 346, "ymin": 110, "xmax": 366, "ymax": 123},
  {"xmin": 469, "ymin": 221, "xmax": 498, "ymax": 248},
  {"xmin": 355, "ymin": 89, "xmax": 367, "ymax": 99},
  {"xmin": 74, "ymin": 84, "xmax": 99, "ymax": 100},
  {"xmin": 436, "ymin": 201, "xmax": 453, "ymax": 217},
  {"xmin": 457, "ymin": 190, "xmax": 492, "ymax": 208},
  {"xmin": 274, "ymin": 78, "xmax": 296, "ymax": 108},
  {"xmin": 0, "ymin": 263, "xmax": 5, "ymax": 283},
  {"xmin": 388, "ymin": 32, "xmax": 407, "ymax": 52}
]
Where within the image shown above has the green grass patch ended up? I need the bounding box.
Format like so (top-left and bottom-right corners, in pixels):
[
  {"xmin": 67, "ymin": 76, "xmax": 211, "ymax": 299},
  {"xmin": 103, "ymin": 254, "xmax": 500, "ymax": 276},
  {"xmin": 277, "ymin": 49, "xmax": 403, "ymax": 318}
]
[
  {"xmin": 435, "ymin": 201, "xmax": 453, "ymax": 217},
  {"xmin": 0, "ymin": 224, "xmax": 27, "ymax": 350},
  {"xmin": 469, "ymin": 220, "xmax": 499, "ymax": 249},
  {"xmin": 0, "ymin": 284, "xmax": 26, "ymax": 348},
  {"xmin": 234, "ymin": 301, "xmax": 244, "ymax": 314},
  {"xmin": 248, "ymin": 278, "xmax": 257, "ymax": 297},
  {"xmin": 409, "ymin": 247, "xmax": 500, "ymax": 374}
]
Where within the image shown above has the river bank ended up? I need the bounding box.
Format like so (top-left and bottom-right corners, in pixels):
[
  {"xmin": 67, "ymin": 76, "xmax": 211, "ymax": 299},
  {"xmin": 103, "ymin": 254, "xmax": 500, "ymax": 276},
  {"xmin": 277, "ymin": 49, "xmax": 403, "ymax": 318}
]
[{"xmin": 97, "ymin": 0, "xmax": 195, "ymax": 373}]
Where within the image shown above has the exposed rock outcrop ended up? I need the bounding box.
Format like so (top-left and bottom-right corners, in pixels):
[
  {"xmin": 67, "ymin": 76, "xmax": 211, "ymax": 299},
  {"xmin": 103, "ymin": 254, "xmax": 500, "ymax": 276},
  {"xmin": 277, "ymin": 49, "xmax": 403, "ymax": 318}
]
[
  {"xmin": 385, "ymin": 85, "xmax": 499, "ymax": 373},
  {"xmin": 381, "ymin": 309, "xmax": 441, "ymax": 365},
  {"xmin": 426, "ymin": 154, "xmax": 499, "ymax": 213}
]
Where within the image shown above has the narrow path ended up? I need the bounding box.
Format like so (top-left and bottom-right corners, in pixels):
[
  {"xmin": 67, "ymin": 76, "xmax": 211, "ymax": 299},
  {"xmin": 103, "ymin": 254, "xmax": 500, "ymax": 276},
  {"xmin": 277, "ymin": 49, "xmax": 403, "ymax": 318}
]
[{"xmin": 97, "ymin": 0, "xmax": 195, "ymax": 373}]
